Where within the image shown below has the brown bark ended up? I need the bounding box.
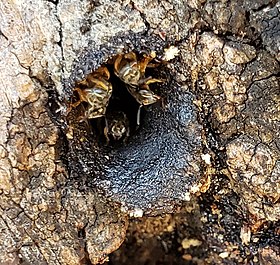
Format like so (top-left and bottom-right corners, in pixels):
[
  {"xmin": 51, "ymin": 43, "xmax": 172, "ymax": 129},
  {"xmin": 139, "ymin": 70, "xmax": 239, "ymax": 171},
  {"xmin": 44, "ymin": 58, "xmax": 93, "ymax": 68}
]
[{"xmin": 0, "ymin": 0, "xmax": 279, "ymax": 264}]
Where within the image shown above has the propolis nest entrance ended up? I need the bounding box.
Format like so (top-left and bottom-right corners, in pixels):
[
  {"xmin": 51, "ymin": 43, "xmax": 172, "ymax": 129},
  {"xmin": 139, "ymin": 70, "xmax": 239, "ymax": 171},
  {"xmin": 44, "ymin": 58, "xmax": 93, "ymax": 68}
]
[{"xmin": 63, "ymin": 32, "xmax": 203, "ymax": 215}]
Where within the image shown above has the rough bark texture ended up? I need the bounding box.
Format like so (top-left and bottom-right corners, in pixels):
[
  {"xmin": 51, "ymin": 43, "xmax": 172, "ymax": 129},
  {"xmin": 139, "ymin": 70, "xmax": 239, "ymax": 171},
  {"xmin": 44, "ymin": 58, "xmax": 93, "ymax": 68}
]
[{"xmin": 0, "ymin": 0, "xmax": 279, "ymax": 264}]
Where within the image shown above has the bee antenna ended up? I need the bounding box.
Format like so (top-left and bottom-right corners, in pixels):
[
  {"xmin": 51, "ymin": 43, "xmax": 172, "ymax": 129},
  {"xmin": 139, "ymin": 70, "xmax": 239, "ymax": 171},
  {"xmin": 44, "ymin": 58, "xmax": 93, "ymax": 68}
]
[{"xmin": 137, "ymin": 105, "xmax": 143, "ymax": 126}]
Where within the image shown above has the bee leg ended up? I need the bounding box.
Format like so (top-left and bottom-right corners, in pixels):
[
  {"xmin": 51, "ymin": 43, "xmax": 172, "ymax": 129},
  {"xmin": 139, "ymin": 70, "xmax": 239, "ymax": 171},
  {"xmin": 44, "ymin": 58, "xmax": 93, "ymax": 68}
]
[
  {"xmin": 137, "ymin": 105, "xmax": 143, "ymax": 126},
  {"xmin": 145, "ymin": 77, "xmax": 164, "ymax": 85},
  {"xmin": 139, "ymin": 56, "xmax": 153, "ymax": 76},
  {"xmin": 65, "ymin": 103, "xmax": 73, "ymax": 116},
  {"xmin": 71, "ymin": 99, "xmax": 83, "ymax": 109},
  {"xmin": 70, "ymin": 87, "xmax": 87, "ymax": 112},
  {"xmin": 114, "ymin": 54, "xmax": 123, "ymax": 76},
  {"xmin": 124, "ymin": 52, "xmax": 137, "ymax": 62},
  {"xmin": 146, "ymin": 62, "xmax": 160, "ymax": 68},
  {"xmin": 94, "ymin": 66, "xmax": 110, "ymax": 80},
  {"xmin": 139, "ymin": 52, "xmax": 157, "ymax": 75},
  {"xmin": 138, "ymin": 77, "xmax": 163, "ymax": 86},
  {"xmin": 77, "ymin": 110, "xmax": 89, "ymax": 123}
]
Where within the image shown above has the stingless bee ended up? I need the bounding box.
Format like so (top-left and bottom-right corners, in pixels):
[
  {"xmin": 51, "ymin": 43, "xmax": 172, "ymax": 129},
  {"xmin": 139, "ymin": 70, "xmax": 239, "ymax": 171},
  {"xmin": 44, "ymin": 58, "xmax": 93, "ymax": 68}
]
[
  {"xmin": 126, "ymin": 83, "xmax": 161, "ymax": 106},
  {"xmin": 126, "ymin": 84, "xmax": 161, "ymax": 125},
  {"xmin": 114, "ymin": 51, "xmax": 162, "ymax": 87},
  {"xmin": 114, "ymin": 52, "xmax": 163, "ymax": 125},
  {"xmin": 71, "ymin": 66, "xmax": 113, "ymax": 119},
  {"xmin": 104, "ymin": 110, "xmax": 130, "ymax": 143}
]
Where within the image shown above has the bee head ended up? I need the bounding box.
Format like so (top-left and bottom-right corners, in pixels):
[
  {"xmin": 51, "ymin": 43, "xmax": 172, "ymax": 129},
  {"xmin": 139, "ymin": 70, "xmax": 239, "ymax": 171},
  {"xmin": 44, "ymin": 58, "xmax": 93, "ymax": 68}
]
[{"xmin": 111, "ymin": 120, "xmax": 127, "ymax": 140}]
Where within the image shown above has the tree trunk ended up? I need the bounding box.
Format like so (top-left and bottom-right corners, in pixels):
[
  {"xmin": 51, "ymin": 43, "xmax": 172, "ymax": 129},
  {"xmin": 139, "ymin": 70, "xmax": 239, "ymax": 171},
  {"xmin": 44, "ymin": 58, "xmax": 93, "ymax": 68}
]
[{"xmin": 0, "ymin": 0, "xmax": 279, "ymax": 264}]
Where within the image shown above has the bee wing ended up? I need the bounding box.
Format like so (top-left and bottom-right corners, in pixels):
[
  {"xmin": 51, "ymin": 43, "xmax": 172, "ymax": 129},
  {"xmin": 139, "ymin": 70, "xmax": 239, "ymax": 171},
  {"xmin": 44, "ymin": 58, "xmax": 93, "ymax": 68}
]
[{"xmin": 126, "ymin": 84, "xmax": 160, "ymax": 105}]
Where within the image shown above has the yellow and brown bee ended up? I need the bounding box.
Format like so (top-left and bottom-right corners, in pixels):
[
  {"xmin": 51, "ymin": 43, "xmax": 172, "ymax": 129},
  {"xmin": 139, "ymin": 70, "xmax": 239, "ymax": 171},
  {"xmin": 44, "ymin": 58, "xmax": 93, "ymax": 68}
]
[
  {"xmin": 114, "ymin": 52, "xmax": 162, "ymax": 124},
  {"xmin": 70, "ymin": 51, "xmax": 163, "ymax": 139},
  {"xmin": 71, "ymin": 66, "xmax": 112, "ymax": 119}
]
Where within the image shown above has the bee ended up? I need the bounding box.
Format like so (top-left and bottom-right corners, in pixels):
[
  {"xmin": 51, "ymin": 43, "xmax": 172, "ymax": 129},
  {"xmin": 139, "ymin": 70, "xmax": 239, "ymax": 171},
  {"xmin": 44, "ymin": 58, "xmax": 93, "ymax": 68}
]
[
  {"xmin": 104, "ymin": 111, "xmax": 130, "ymax": 143},
  {"xmin": 126, "ymin": 83, "xmax": 161, "ymax": 106},
  {"xmin": 114, "ymin": 51, "xmax": 162, "ymax": 87},
  {"xmin": 114, "ymin": 52, "xmax": 163, "ymax": 125},
  {"xmin": 126, "ymin": 84, "xmax": 161, "ymax": 125},
  {"xmin": 71, "ymin": 66, "xmax": 113, "ymax": 119}
]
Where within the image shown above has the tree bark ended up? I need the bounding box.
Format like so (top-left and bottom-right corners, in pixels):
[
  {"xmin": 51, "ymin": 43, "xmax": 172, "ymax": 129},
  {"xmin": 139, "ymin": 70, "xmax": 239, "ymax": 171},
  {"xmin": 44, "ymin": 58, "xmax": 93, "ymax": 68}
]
[{"xmin": 0, "ymin": 0, "xmax": 279, "ymax": 264}]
